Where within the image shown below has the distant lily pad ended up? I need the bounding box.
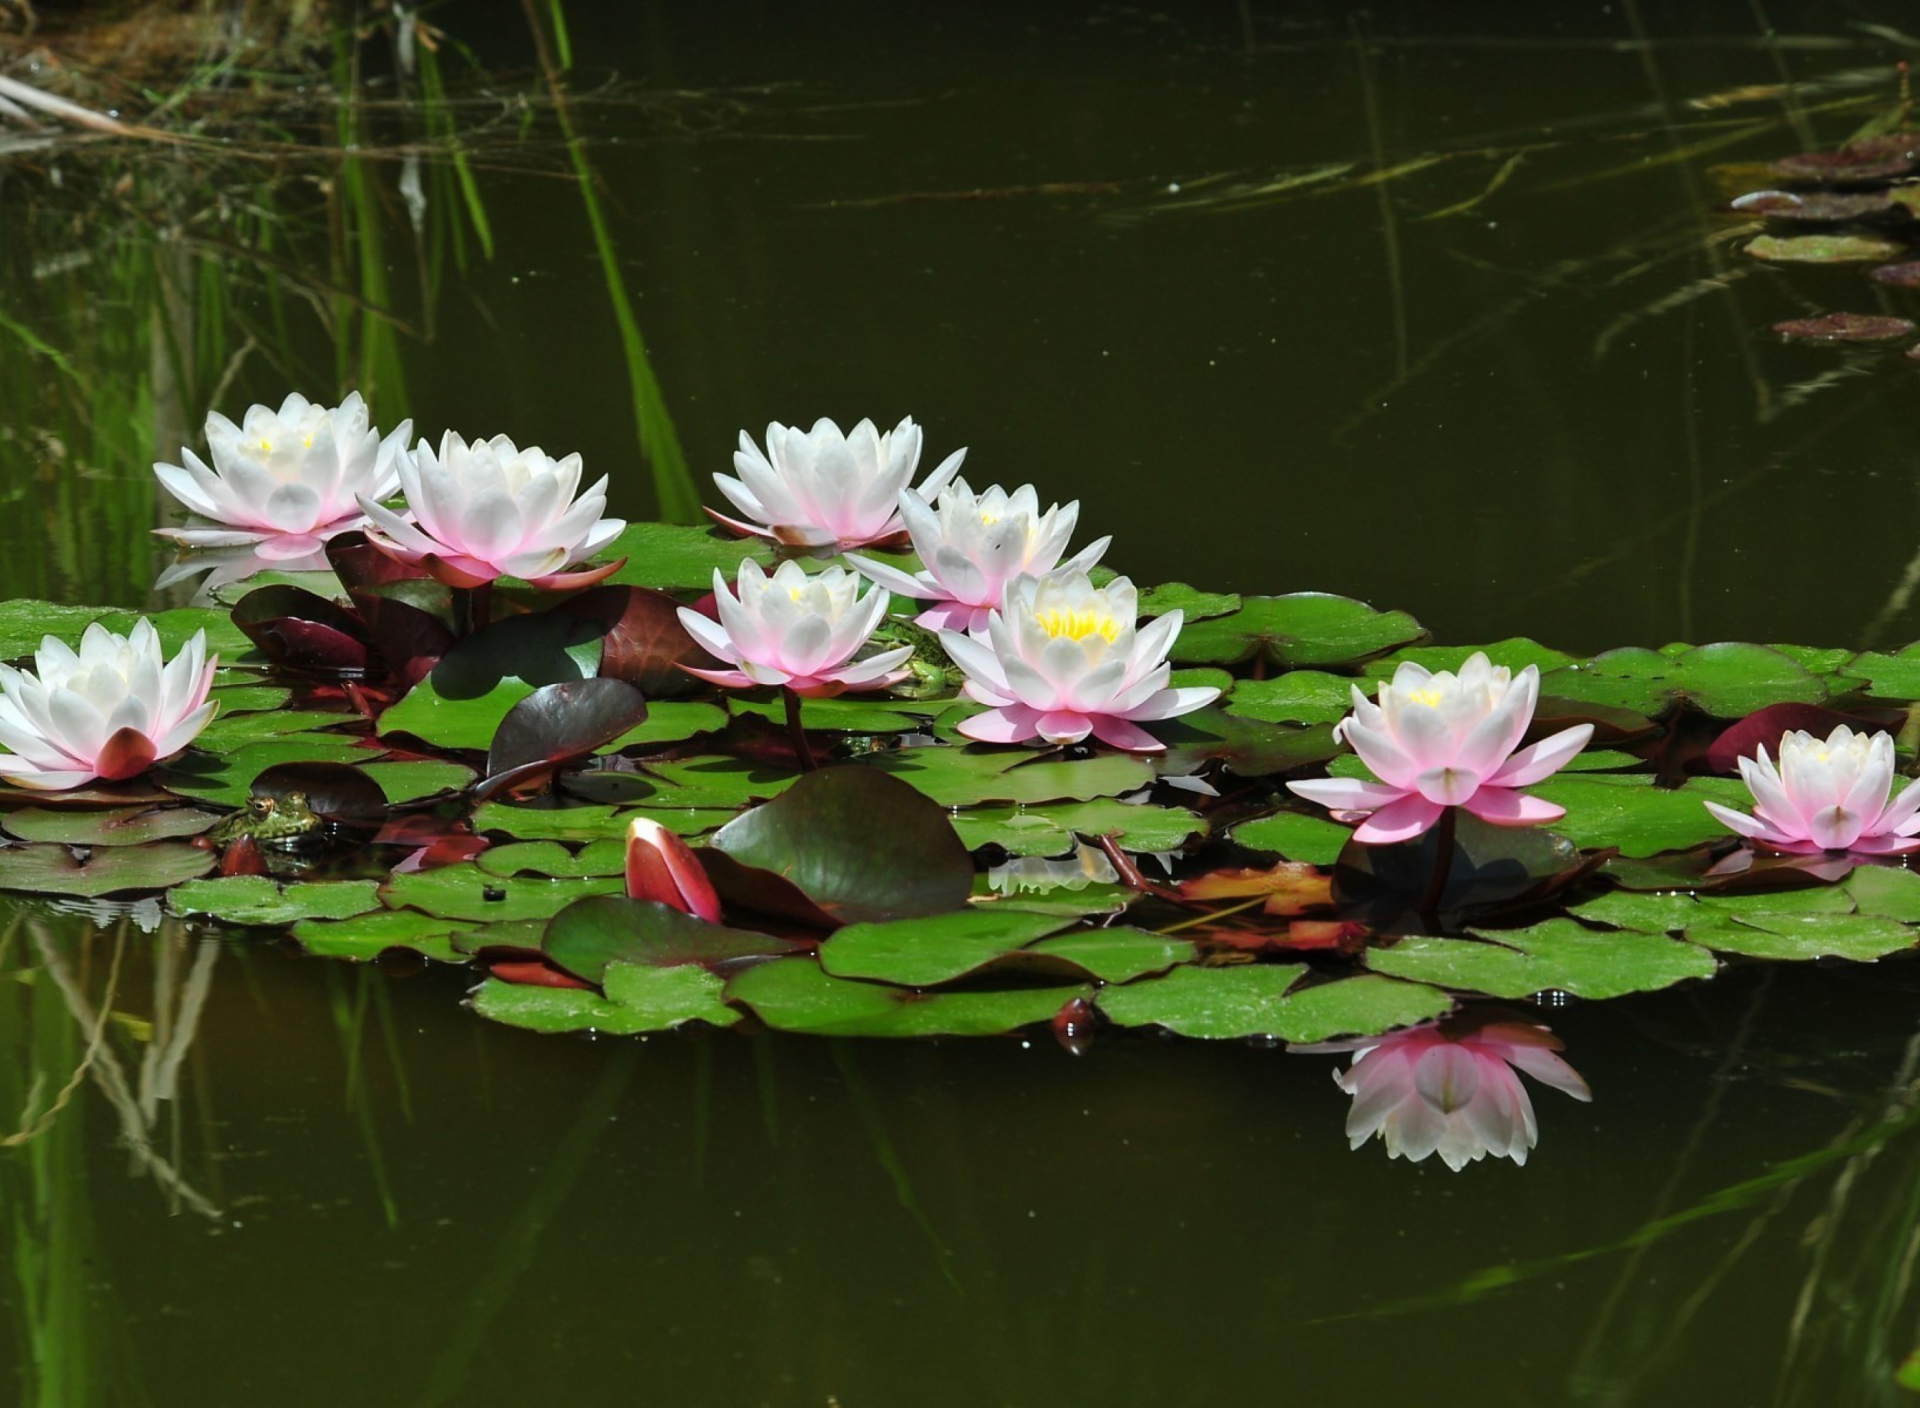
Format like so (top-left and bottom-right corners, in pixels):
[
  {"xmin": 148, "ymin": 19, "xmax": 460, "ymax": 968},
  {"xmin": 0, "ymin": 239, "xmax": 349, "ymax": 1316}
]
[
  {"xmin": 1171, "ymin": 593, "xmax": 1424, "ymax": 670},
  {"xmin": 477, "ymin": 840, "xmax": 627, "ymax": 878},
  {"xmin": 1745, "ymin": 233, "xmax": 1905, "ymax": 264},
  {"xmin": 169, "ymin": 876, "xmax": 382, "ymax": 926},
  {"xmin": 1575, "ymin": 874, "xmax": 1920, "ymax": 962},
  {"xmin": 864, "ymin": 749, "xmax": 1156, "ymax": 807},
  {"xmin": 604, "ymin": 522, "xmax": 771, "ymax": 591},
  {"xmin": 1, "ymin": 804, "xmax": 214, "ymax": 847},
  {"xmin": 1138, "ymin": 582, "xmax": 1243, "ymax": 622},
  {"xmin": 472, "ymin": 969, "xmax": 739, "ymax": 1035},
  {"xmin": 726, "ymin": 957, "xmax": 1086, "ymax": 1037},
  {"xmin": 950, "ymin": 799, "xmax": 1205, "ymax": 857},
  {"xmin": 1096, "ymin": 964, "xmax": 1447, "ymax": 1041},
  {"xmin": 540, "ymin": 895, "xmax": 802, "ymax": 984},
  {"xmin": 1225, "ymin": 672, "xmax": 1356, "ymax": 726},
  {"xmin": 1869, "ymin": 261, "xmax": 1920, "ymax": 286},
  {"xmin": 293, "ymin": 908, "xmax": 473, "ymax": 962},
  {"xmin": 1542, "ymin": 643, "xmax": 1823, "ymax": 718},
  {"xmin": 0, "ymin": 841, "xmax": 213, "ymax": 896},
  {"xmin": 1527, "ymin": 773, "xmax": 1751, "ymax": 856},
  {"xmin": 1838, "ymin": 645, "xmax": 1920, "ymax": 700},
  {"xmin": 1233, "ymin": 810, "xmax": 1351, "ymax": 866},
  {"xmin": 1773, "ymin": 313, "xmax": 1915, "ymax": 343},
  {"xmin": 1363, "ymin": 638, "xmax": 1578, "ymax": 678},
  {"xmin": 1767, "ymin": 136, "xmax": 1920, "ymax": 183},
  {"xmin": 1364, "ymin": 918, "xmax": 1716, "ymax": 999},
  {"xmin": 381, "ymin": 866, "xmax": 623, "ymax": 922},
  {"xmin": 818, "ymin": 908, "xmax": 1079, "ymax": 985}
]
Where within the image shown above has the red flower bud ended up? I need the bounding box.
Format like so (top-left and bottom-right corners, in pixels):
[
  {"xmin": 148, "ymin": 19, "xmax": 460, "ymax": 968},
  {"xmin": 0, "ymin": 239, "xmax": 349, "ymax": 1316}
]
[{"xmin": 624, "ymin": 816, "xmax": 723, "ymax": 922}]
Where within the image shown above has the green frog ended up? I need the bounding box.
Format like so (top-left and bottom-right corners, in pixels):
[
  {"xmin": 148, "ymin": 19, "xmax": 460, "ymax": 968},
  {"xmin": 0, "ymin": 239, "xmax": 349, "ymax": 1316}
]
[
  {"xmin": 205, "ymin": 791, "xmax": 326, "ymax": 850},
  {"xmin": 865, "ymin": 618, "xmax": 966, "ymax": 701}
]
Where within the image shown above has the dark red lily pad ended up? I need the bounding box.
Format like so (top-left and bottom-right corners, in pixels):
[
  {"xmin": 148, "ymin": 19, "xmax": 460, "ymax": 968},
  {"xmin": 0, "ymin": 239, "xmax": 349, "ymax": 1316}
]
[
  {"xmin": 1773, "ymin": 313, "xmax": 1916, "ymax": 343},
  {"xmin": 480, "ymin": 678, "xmax": 649, "ymax": 797},
  {"xmin": 1703, "ymin": 701, "xmax": 1895, "ymax": 774},
  {"xmin": 542, "ymin": 894, "xmax": 805, "ymax": 985},
  {"xmin": 566, "ymin": 586, "xmax": 718, "ymax": 700},
  {"xmin": 1733, "ymin": 188, "xmax": 1903, "ymax": 220},
  {"xmin": 1871, "ymin": 261, "xmax": 1920, "ymax": 286},
  {"xmin": 706, "ymin": 767, "xmax": 974, "ymax": 927},
  {"xmin": 231, "ymin": 585, "xmax": 373, "ymax": 675},
  {"xmin": 251, "ymin": 760, "xmax": 388, "ymax": 828},
  {"xmin": 1768, "ymin": 135, "xmax": 1920, "ymax": 183}
]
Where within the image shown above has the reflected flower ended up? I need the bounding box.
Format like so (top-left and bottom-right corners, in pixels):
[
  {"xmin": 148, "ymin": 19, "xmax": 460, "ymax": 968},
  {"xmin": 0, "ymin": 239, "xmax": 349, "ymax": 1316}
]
[
  {"xmin": 0, "ymin": 620, "xmax": 216, "ymax": 790},
  {"xmin": 626, "ymin": 816, "xmax": 723, "ymax": 922},
  {"xmin": 154, "ymin": 392, "xmax": 410, "ymax": 561},
  {"xmin": 1704, "ymin": 724, "xmax": 1920, "ymax": 854},
  {"xmin": 987, "ymin": 840, "xmax": 1120, "ymax": 894},
  {"xmin": 676, "ymin": 560, "xmax": 911, "ymax": 697},
  {"xmin": 1287, "ymin": 653, "xmax": 1592, "ymax": 843},
  {"xmin": 939, "ymin": 570, "xmax": 1218, "ymax": 752},
  {"xmin": 846, "ymin": 479, "xmax": 1109, "ymax": 633},
  {"xmin": 357, "ymin": 431, "xmax": 626, "ymax": 589},
  {"xmin": 154, "ymin": 543, "xmax": 335, "ymax": 602},
  {"xmin": 1301, "ymin": 1015, "xmax": 1591, "ymax": 1171},
  {"xmin": 711, "ymin": 416, "xmax": 966, "ymax": 551}
]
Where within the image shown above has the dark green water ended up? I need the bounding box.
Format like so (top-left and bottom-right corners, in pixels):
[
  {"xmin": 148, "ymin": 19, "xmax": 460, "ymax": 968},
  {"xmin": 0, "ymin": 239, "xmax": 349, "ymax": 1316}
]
[{"xmin": 6, "ymin": 2, "xmax": 1920, "ymax": 1403}]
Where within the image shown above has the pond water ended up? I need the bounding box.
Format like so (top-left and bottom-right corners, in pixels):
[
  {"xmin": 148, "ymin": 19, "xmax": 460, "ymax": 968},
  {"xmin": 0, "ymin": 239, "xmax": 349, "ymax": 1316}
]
[{"xmin": 5, "ymin": 1, "xmax": 1920, "ymax": 1403}]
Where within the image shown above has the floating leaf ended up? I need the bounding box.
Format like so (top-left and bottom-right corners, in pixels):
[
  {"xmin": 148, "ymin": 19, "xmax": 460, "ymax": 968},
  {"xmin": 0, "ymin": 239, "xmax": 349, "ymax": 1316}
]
[
  {"xmin": 1171, "ymin": 593, "xmax": 1424, "ymax": 670},
  {"xmin": 478, "ymin": 840, "xmax": 627, "ymax": 878},
  {"xmin": 156, "ymin": 736, "xmax": 383, "ymax": 807},
  {"xmin": 0, "ymin": 841, "xmax": 213, "ymax": 896},
  {"xmin": 542, "ymin": 895, "xmax": 803, "ymax": 984},
  {"xmin": 1576, "ymin": 875, "xmax": 1920, "ymax": 961},
  {"xmin": 472, "ymin": 969, "xmax": 738, "ymax": 1034},
  {"xmin": 1869, "ymin": 261, "xmax": 1920, "ymax": 286},
  {"xmin": 1021, "ymin": 927, "xmax": 1196, "ymax": 983},
  {"xmin": 195, "ymin": 709, "xmax": 352, "ymax": 750},
  {"xmin": 293, "ymin": 909, "xmax": 473, "ymax": 962},
  {"xmin": 1094, "ymin": 964, "xmax": 1440, "ymax": 1040},
  {"xmin": 864, "ymin": 748, "xmax": 1156, "ymax": 807},
  {"xmin": 1773, "ymin": 313, "xmax": 1915, "ymax": 343},
  {"xmin": 1264, "ymin": 974, "xmax": 1454, "ymax": 1042},
  {"xmin": 1224, "ymin": 672, "xmax": 1356, "ymax": 725},
  {"xmin": 1138, "ymin": 582, "xmax": 1242, "ymax": 622},
  {"xmin": 708, "ymin": 768, "xmax": 974, "ymax": 925},
  {"xmin": 1839, "ymin": 645, "xmax": 1920, "ymax": 700},
  {"xmin": 730, "ymin": 695, "xmax": 933, "ymax": 734},
  {"xmin": 570, "ymin": 585, "xmax": 718, "ymax": 698},
  {"xmin": 1733, "ymin": 188, "xmax": 1902, "ymax": 220},
  {"xmin": 1, "ymin": 805, "xmax": 214, "ymax": 847},
  {"xmin": 568, "ymin": 756, "xmax": 798, "ymax": 811},
  {"xmin": 362, "ymin": 759, "xmax": 477, "ymax": 803},
  {"xmin": 604, "ymin": 522, "xmax": 771, "ymax": 591},
  {"xmin": 484, "ymin": 678, "xmax": 649, "ymax": 788},
  {"xmin": 1745, "ymin": 233, "xmax": 1905, "ymax": 264},
  {"xmin": 1233, "ymin": 810, "xmax": 1351, "ymax": 866},
  {"xmin": 1768, "ymin": 136, "xmax": 1920, "ymax": 182},
  {"xmin": 725, "ymin": 957, "xmax": 1086, "ymax": 1037},
  {"xmin": 1527, "ymin": 774, "xmax": 1751, "ymax": 856},
  {"xmin": 169, "ymin": 876, "xmax": 382, "ymax": 925},
  {"xmin": 1542, "ymin": 643, "xmax": 1823, "ymax": 718},
  {"xmin": 818, "ymin": 909, "xmax": 1079, "ymax": 985},
  {"xmin": 381, "ymin": 866, "xmax": 623, "ymax": 922},
  {"xmin": 251, "ymin": 760, "xmax": 388, "ymax": 827},
  {"xmin": 1363, "ymin": 638, "xmax": 1578, "ymax": 678},
  {"xmin": 1156, "ymin": 710, "xmax": 1342, "ymax": 778},
  {"xmin": 230, "ymin": 585, "xmax": 372, "ymax": 674},
  {"xmin": 950, "ymin": 799, "xmax": 1204, "ymax": 857},
  {"xmin": 1364, "ymin": 919, "xmax": 1717, "ymax": 999}
]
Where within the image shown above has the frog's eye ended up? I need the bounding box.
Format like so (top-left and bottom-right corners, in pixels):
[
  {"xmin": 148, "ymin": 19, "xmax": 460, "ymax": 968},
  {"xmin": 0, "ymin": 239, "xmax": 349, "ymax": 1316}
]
[{"xmin": 248, "ymin": 798, "xmax": 274, "ymax": 817}]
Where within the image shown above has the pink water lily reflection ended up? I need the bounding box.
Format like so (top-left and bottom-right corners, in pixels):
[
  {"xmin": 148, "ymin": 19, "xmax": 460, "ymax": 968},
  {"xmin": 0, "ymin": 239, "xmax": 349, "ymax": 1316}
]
[
  {"xmin": 1288, "ymin": 653, "xmax": 1592, "ymax": 843},
  {"xmin": 1297, "ymin": 1015, "xmax": 1592, "ymax": 1171}
]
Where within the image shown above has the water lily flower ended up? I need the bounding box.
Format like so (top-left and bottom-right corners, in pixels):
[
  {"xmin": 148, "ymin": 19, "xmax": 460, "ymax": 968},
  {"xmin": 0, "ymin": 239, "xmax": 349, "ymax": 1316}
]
[
  {"xmin": 626, "ymin": 816, "xmax": 724, "ymax": 922},
  {"xmin": 937, "ymin": 570, "xmax": 1218, "ymax": 752},
  {"xmin": 0, "ymin": 620, "xmax": 216, "ymax": 790},
  {"xmin": 1300, "ymin": 1017, "xmax": 1591, "ymax": 1171},
  {"xmin": 710, "ymin": 416, "xmax": 966, "ymax": 551},
  {"xmin": 357, "ymin": 431, "xmax": 626, "ymax": 589},
  {"xmin": 154, "ymin": 392, "xmax": 411, "ymax": 561},
  {"xmin": 1704, "ymin": 724, "xmax": 1920, "ymax": 854},
  {"xmin": 1288, "ymin": 653, "xmax": 1592, "ymax": 844},
  {"xmin": 675, "ymin": 560, "xmax": 911, "ymax": 697},
  {"xmin": 846, "ymin": 479, "xmax": 1110, "ymax": 633}
]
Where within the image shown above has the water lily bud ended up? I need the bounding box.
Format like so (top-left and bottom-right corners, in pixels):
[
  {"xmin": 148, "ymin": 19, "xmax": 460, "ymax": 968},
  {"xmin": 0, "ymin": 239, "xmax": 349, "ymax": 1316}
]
[
  {"xmin": 625, "ymin": 817, "xmax": 723, "ymax": 923},
  {"xmin": 1705, "ymin": 724, "xmax": 1920, "ymax": 854}
]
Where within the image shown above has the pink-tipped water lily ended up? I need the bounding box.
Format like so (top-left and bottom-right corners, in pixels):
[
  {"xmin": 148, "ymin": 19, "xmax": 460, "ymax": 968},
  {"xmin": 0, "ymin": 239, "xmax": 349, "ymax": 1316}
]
[
  {"xmin": 625, "ymin": 816, "xmax": 724, "ymax": 922},
  {"xmin": 1704, "ymin": 724, "xmax": 1920, "ymax": 854},
  {"xmin": 1301, "ymin": 1017, "xmax": 1591, "ymax": 1171},
  {"xmin": 937, "ymin": 570, "xmax": 1218, "ymax": 753},
  {"xmin": 357, "ymin": 431, "xmax": 626, "ymax": 589},
  {"xmin": 0, "ymin": 620, "xmax": 216, "ymax": 790},
  {"xmin": 846, "ymin": 479, "xmax": 1110, "ymax": 633},
  {"xmin": 153, "ymin": 392, "xmax": 411, "ymax": 561},
  {"xmin": 1288, "ymin": 653, "xmax": 1592, "ymax": 844},
  {"xmin": 709, "ymin": 416, "xmax": 966, "ymax": 551},
  {"xmin": 675, "ymin": 560, "xmax": 911, "ymax": 697}
]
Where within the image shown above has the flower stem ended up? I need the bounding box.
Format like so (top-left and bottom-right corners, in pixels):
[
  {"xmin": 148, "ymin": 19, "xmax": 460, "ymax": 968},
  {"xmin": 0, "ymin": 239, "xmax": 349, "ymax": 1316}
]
[
  {"xmin": 1418, "ymin": 805, "xmax": 1458, "ymax": 933},
  {"xmin": 783, "ymin": 687, "xmax": 817, "ymax": 772},
  {"xmin": 451, "ymin": 582, "xmax": 494, "ymax": 637}
]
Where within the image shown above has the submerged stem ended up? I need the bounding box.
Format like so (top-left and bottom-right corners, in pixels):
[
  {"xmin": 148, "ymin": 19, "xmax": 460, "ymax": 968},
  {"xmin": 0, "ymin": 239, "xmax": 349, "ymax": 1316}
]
[
  {"xmin": 1418, "ymin": 805, "xmax": 1458, "ymax": 932},
  {"xmin": 783, "ymin": 687, "xmax": 817, "ymax": 772}
]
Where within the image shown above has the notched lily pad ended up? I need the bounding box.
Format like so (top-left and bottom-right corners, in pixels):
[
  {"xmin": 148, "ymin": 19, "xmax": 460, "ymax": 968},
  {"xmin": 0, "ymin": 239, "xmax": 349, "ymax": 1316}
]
[
  {"xmin": 169, "ymin": 876, "xmax": 382, "ymax": 926},
  {"xmin": 1364, "ymin": 918, "xmax": 1717, "ymax": 999},
  {"xmin": 473, "ymin": 968, "xmax": 739, "ymax": 1035},
  {"xmin": 725, "ymin": 957, "xmax": 1087, "ymax": 1037},
  {"xmin": 950, "ymin": 798, "xmax": 1205, "ymax": 858},
  {"xmin": 1526, "ymin": 773, "xmax": 1751, "ymax": 857},
  {"xmin": 1745, "ymin": 233, "xmax": 1906, "ymax": 264},
  {"xmin": 381, "ymin": 865, "xmax": 624, "ymax": 922},
  {"xmin": 1, "ymin": 804, "xmax": 214, "ymax": 847},
  {"xmin": 542, "ymin": 895, "xmax": 804, "ymax": 984},
  {"xmin": 1542, "ymin": 643, "xmax": 1822, "ymax": 718},
  {"xmin": 1773, "ymin": 313, "xmax": 1915, "ymax": 343},
  {"xmin": 0, "ymin": 841, "xmax": 214, "ymax": 896},
  {"xmin": 1095, "ymin": 964, "xmax": 1446, "ymax": 1041},
  {"xmin": 818, "ymin": 908, "xmax": 1080, "ymax": 986},
  {"xmin": 1171, "ymin": 593, "xmax": 1425, "ymax": 670}
]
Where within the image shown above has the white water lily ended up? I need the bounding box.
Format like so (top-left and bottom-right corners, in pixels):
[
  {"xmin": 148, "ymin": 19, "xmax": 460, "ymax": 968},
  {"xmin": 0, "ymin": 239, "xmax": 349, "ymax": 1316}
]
[
  {"xmin": 1705, "ymin": 724, "xmax": 1920, "ymax": 854},
  {"xmin": 0, "ymin": 620, "xmax": 217, "ymax": 790},
  {"xmin": 676, "ymin": 560, "xmax": 911, "ymax": 697},
  {"xmin": 710, "ymin": 416, "xmax": 966, "ymax": 550},
  {"xmin": 847, "ymin": 479, "xmax": 1110, "ymax": 633},
  {"xmin": 938, "ymin": 570, "xmax": 1218, "ymax": 752},
  {"xmin": 154, "ymin": 392, "xmax": 411, "ymax": 560},
  {"xmin": 357, "ymin": 431, "xmax": 626, "ymax": 588}
]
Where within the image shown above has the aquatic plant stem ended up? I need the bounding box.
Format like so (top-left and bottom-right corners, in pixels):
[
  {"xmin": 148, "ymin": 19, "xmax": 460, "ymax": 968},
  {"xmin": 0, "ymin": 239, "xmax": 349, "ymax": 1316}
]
[
  {"xmin": 1418, "ymin": 805, "xmax": 1458, "ymax": 932},
  {"xmin": 783, "ymin": 687, "xmax": 817, "ymax": 772},
  {"xmin": 451, "ymin": 582, "xmax": 493, "ymax": 637}
]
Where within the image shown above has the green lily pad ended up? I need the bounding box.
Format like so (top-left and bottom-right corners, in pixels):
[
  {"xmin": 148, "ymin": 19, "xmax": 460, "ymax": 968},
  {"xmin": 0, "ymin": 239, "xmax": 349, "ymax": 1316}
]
[
  {"xmin": 1363, "ymin": 638, "xmax": 1579, "ymax": 678},
  {"xmin": 1746, "ymin": 232, "xmax": 1905, "ymax": 264},
  {"xmin": 1364, "ymin": 918, "xmax": 1717, "ymax": 999},
  {"xmin": 1233, "ymin": 810, "xmax": 1351, "ymax": 866},
  {"xmin": 1101, "ymin": 966, "xmax": 1453, "ymax": 1041},
  {"xmin": 950, "ymin": 799, "xmax": 1205, "ymax": 857},
  {"xmin": 471, "ymin": 969, "xmax": 738, "ymax": 1035},
  {"xmin": 1263, "ymin": 974, "xmax": 1455, "ymax": 1043},
  {"xmin": 477, "ymin": 840, "xmax": 628, "ymax": 878},
  {"xmin": 194, "ymin": 710, "xmax": 349, "ymax": 750},
  {"xmin": 380, "ymin": 866, "xmax": 624, "ymax": 922},
  {"xmin": 292, "ymin": 909, "xmax": 473, "ymax": 962},
  {"xmin": 1576, "ymin": 872, "xmax": 1920, "ymax": 962},
  {"xmin": 156, "ymin": 736, "xmax": 384, "ymax": 806},
  {"xmin": 1839, "ymin": 645, "xmax": 1920, "ymax": 701},
  {"xmin": 1023, "ymin": 927, "xmax": 1196, "ymax": 983},
  {"xmin": 865, "ymin": 748, "xmax": 1156, "ymax": 807},
  {"xmin": 1224, "ymin": 672, "xmax": 1357, "ymax": 726},
  {"xmin": 1541, "ymin": 643, "xmax": 1823, "ymax": 718},
  {"xmin": 1156, "ymin": 711, "xmax": 1342, "ymax": 778},
  {"xmin": 379, "ymin": 677, "xmax": 534, "ymax": 751},
  {"xmin": 361, "ymin": 759, "xmax": 477, "ymax": 804},
  {"xmin": 1557, "ymin": 749, "xmax": 1644, "ymax": 773},
  {"xmin": 169, "ymin": 876, "xmax": 382, "ymax": 926},
  {"xmin": 730, "ymin": 695, "xmax": 935, "ymax": 734},
  {"xmin": 818, "ymin": 909, "xmax": 1079, "ymax": 985},
  {"xmin": 581, "ymin": 756, "xmax": 799, "ymax": 811},
  {"xmin": 210, "ymin": 685, "xmax": 294, "ymax": 714},
  {"xmin": 1769, "ymin": 644, "xmax": 1855, "ymax": 678},
  {"xmin": 542, "ymin": 895, "xmax": 799, "ymax": 983},
  {"xmin": 1138, "ymin": 582, "xmax": 1243, "ymax": 622},
  {"xmin": 1171, "ymin": 593, "xmax": 1425, "ymax": 670},
  {"xmin": 1527, "ymin": 774, "xmax": 1752, "ymax": 856},
  {"xmin": 0, "ymin": 841, "xmax": 213, "ymax": 896},
  {"xmin": 725, "ymin": 957, "xmax": 1086, "ymax": 1037},
  {"xmin": 610, "ymin": 702, "xmax": 731, "ymax": 748},
  {"xmin": 603, "ymin": 962, "xmax": 743, "ymax": 1028},
  {"xmin": 603, "ymin": 522, "xmax": 771, "ymax": 591},
  {"xmin": 1, "ymin": 804, "xmax": 214, "ymax": 847}
]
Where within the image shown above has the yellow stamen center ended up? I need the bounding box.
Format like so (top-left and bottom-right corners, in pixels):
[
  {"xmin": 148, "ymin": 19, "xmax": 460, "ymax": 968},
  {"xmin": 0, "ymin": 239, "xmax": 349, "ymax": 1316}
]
[
  {"xmin": 1406, "ymin": 688, "xmax": 1445, "ymax": 707},
  {"xmin": 1035, "ymin": 608, "xmax": 1118, "ymax": 643}
]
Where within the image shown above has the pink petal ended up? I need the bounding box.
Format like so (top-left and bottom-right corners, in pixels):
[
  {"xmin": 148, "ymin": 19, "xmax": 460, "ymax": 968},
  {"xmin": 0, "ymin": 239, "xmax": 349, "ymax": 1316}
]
[
  {"xmin": 1286, "ymin": 777, "xmax": 1408, "ymax": 813},
  {"xmin": 1485, "ymin": 724, "xmax": 1595, "ymax": 788},
  {"xmin": 958, "ymin": 705, "xmax": 1043, "ymax": 744},
  {"xmin": 1461, "ymin": 787, "xmax": 1565, "ymax": 827},
  {"xmin": 1086, "ymin": 714, "xmax": 1166, "ymax": 752},
  {"xmin": 1351, "ymin": 795, "xmax": 1446, "ymax": 845}
]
